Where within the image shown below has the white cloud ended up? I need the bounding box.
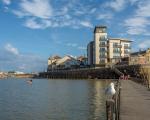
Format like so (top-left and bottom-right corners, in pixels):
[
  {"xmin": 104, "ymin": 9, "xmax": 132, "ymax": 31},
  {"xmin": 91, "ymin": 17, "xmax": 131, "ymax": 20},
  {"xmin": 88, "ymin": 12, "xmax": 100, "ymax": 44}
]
[
  {"xmin": 90, "ymin": 8, "xmax": 97, "ymax": 14},
  {"xmin": 104, "ymin": 0, "xmax": 127, "ymax": 11},
  {"xmin": 78, "ymin": 46, "xmax": 86, "ymax": 50},
  {"xmin": 80, "ymin": 21, "xmax": 93, "ymax": 28},
  {"xmin": 128, "ymin": 0, "xmax": 139, "ymax": 5},
  {"xmin": 12, "ymin": 10, "xmax": 29, "ymax": 18},
  {"xmin": 97, "ymin": 13, "xmax": 113, "ymax": 20},
  {"xmin": 1, "ymin": 43, "xmax": 46, "ymax": 72},
  {"xmin": 9, "ymin": 0, "xmax": 96, "ymax": 29},
  {"xmin": 124, "ymin": 17, "xmax": 149, "ymax": 27},
  {"xmin": 126, "ymin": 27, "xmax": 148, "ymax": 35},
  {"xmin": 66, "ymin": 43, "xmax": 77, "ymax": 47},
  {"xmin": 24, "ymin": 18, "xmax": 52, "ymax": 29},
  {"xmin": 124, "ymin": 0, "xmax": 150, "ymax": 35},
  {"xmin": 23, "ymin": 17, "xmax": 93, "ymax": 29},
  {"xmin": 4, "ymin": 43, "xmax": 19, "ymax": 55},
  {"xmin": 124, "ymin": 17, "xmax": 150, "ymax": 35},
  {"xmin": 135, "ymin": 1, "xmax": 150, "ymax": 17},
  {"xmin": 16, "ymin": 0, "xmax": 53, "ymax": 19},
  {"xmin": 2, "ymin": 0, "xmax": 11, "ymax": 5},
  {"xmin": 138, "ymin": 40, "xmax": 150, "ymax": 49}
]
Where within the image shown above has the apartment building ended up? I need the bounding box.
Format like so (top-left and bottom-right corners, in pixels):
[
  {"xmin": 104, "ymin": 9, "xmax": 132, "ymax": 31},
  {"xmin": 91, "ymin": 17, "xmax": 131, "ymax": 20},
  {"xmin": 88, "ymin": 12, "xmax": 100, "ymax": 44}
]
[
  {"xmin": 87, "ymin": 26, "xmax": 132, "ymax": 66},
  {"xmin": 108, "ymin": 38, "xmax": 131, "ymax": 64}
]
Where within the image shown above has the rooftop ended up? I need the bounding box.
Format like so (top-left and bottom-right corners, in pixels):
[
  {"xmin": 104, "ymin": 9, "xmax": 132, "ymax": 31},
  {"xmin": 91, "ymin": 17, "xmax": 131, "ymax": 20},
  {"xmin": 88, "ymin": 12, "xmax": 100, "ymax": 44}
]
[
  {"xmin": 94, "ymin": 25, "xmax": 107, "ymax": 33},
  {"xmin": 49, "ymin": 55, "xmax": 61, "ymax": 60},
  {"xmin": 109, "ymin": 38, "xmax": 132, "ymax": 42},
  {"xmin": 131, "ymin": 50, "xmax": 146, "ymax": 56}
]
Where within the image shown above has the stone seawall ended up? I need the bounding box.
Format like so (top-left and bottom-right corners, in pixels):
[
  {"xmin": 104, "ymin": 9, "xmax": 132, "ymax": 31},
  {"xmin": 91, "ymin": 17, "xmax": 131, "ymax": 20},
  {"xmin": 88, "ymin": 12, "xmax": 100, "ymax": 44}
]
[{"xmin": 39, "ymin": 68, "xmax": 119, "ymax": 79}]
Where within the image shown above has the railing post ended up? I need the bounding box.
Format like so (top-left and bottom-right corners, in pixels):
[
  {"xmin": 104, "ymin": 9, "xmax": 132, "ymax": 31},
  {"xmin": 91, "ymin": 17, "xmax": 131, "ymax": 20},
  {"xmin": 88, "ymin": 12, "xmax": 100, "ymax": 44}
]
[
  {"xmin": 106, "ymin": 99, "xmax": 115, "ymax": 120},
  {"xmin": 106, "ymin": 80, "xmax": 121, "ymax": 120}
]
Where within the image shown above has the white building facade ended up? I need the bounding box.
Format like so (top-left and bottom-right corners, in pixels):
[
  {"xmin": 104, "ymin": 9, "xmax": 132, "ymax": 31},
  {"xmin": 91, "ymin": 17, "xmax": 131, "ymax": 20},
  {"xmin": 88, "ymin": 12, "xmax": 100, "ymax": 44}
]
[{"xmin": 87, "ymin": 26, "xmax": 132, "ymax": 66}]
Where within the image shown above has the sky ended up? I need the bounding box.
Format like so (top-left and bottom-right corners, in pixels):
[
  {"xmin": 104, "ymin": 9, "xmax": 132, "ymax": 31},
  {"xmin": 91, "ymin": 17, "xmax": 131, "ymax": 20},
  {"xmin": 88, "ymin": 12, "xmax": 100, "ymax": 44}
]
[{"xmin": 0, "ymin": 0, "xmax": 150, "ymax": 72}]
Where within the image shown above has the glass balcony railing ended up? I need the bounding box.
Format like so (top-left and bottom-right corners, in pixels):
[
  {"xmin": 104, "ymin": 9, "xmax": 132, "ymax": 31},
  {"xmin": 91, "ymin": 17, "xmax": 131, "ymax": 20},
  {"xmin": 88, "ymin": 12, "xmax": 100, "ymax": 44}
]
[
  {"xmin": 124, "ymin": 46, "xmax": 131, "ymax": 49},
  {"xmin": 113, "ymin": 50, "xmax": 120, "ymax": 53},
  {"xmin": 99, "ymin": 44, "xmax": 108, "ymax": 47},
  {"xmin": 113, "ymin": 44, "xmax": 122, "ymax": 48},
  {"xmin": 113, "ymin": 56, "xmax": 121, "ymax": 58},
  {"xmin": 100, "ymin": 49, "xmax": 107, "ymax": 52},
  {"xmin": 124, "ymin": 51, "xmax": 130, "ymax": 54},
  {"xmin": 100, "ymin": 38, "xmax": 107, "ymax": 41}
]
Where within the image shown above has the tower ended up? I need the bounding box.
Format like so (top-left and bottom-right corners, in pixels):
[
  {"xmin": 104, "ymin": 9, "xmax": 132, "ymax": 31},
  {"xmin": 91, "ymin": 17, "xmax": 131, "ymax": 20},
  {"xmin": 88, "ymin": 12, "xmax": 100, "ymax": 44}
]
[{"xmin": 94, "ymin": 26, "xmax": 108, "ymax": 66}]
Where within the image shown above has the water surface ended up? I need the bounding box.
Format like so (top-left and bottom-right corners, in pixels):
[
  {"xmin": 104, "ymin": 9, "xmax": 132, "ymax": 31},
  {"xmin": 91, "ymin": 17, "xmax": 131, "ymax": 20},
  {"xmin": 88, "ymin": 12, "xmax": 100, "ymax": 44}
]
[{"xmin": 0, "ymin": 78, "xmax": 110, "ymax": 120}]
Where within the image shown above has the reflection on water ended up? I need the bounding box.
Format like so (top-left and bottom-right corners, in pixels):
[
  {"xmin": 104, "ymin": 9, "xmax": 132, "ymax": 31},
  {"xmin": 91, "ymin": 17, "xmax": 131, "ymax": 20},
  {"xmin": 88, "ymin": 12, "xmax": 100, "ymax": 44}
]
[{"xmin": 0, "ymin": 78, "xmax": 110, "ymax": 120}]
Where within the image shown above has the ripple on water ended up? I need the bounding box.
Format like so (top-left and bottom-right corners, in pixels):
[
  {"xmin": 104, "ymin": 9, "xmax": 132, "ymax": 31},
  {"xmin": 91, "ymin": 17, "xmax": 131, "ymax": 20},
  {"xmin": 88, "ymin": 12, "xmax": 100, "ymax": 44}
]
[{"xmin": 0, "ymin": 78, "xmax": 108, "ymax": 120}]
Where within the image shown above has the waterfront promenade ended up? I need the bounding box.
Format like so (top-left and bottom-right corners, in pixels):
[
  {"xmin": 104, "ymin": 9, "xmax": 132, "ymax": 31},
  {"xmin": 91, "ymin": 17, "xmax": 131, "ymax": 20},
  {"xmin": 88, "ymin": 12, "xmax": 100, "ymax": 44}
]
[{"xmin": 120, "ymin": 80, "xmax": 150, "ymax": 120}]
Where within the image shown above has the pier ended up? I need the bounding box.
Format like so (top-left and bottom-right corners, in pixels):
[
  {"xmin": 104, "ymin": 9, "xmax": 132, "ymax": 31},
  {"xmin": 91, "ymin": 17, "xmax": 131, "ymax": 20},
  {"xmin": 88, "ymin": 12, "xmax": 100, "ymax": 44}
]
[{"xmin": 120, "ymin": 80, "xmax": 150, "ymax": 120}]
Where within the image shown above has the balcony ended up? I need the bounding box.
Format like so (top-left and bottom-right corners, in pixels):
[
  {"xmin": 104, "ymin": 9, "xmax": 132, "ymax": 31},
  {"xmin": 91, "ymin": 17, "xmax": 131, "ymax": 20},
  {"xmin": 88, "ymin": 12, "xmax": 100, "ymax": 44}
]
[
  {"xmin": 113, "ymin": 50, "xmax": 121, "ymax": 53},
  {"xmin": 100, "ymin": 38, "xmax": 107, "ymax": 41},
  {"xmin": 113, "ymin": 56, "xmax": 121, "ymax": 58},
  {"xmin": 124, "ymin": 51, "xmax": 130, "ymax": 54},
  {"xmin": 113, "ymin": 44, "xmax": 122, "ymax": 48},
  {"xmin": 100, "ymin": 55, "xmax": 107, "ymax": 58},
  {"xmin": 99, "ymin": 44, "xmax": 108, "ymax": 47},
  {"xmin": 100, "ymin": 50, "xmax": 107, "ymax": 54},
  {"xmin": 124, "ymin": 46, "xmax": 131, "ymax": 49}
]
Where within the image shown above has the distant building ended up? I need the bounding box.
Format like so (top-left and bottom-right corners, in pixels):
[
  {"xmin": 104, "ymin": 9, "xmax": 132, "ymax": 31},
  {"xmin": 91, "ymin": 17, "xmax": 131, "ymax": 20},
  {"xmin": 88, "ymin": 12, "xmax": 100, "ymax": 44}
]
[
  {"xmin": 47, "ymin": 55, "xmax": 61, "ymax": 70},
  {"xmin": 47, "ymin": 55, "xmax": 80, "ymax": 71},
  {"xmin": 87, "ymin": 41, "xmax": 94, "ymax": 65},
  {"xmin": 77, "ymin": 56, "xmax": 88, "ymax": 66},
  {"xmin": 130, "ymin": 48, "xmax": 150, "ymax": 65},
  {"xmin": 145, "ymin": 48, "xmax": 150, "ymax": 64},
  {"xmin": 87, "ymin": 26, "xmax": 132, "ymax": 66}
]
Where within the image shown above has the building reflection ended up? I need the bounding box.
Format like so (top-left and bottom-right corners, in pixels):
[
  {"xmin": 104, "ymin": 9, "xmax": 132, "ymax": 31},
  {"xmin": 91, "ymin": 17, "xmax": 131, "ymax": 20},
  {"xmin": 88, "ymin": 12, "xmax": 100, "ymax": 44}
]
[{"xmin": 87, "ymin": 80, "xmax": 108, "ymax": 120}]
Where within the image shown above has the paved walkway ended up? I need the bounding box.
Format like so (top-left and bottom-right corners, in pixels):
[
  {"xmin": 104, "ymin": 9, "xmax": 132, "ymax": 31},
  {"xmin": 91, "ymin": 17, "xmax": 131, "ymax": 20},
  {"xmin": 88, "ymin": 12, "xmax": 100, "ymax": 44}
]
[{"xmin": 120, "ymin": 80, "xmax": 150, "ymax": 120}]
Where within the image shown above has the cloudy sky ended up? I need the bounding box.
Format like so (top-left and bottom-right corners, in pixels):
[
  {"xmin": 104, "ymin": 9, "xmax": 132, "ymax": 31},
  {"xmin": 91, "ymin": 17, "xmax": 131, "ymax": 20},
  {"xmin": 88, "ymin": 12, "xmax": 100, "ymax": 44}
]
[{"xmin": 0, "ymin": 0, "xmax": 150, "ymax": 72}]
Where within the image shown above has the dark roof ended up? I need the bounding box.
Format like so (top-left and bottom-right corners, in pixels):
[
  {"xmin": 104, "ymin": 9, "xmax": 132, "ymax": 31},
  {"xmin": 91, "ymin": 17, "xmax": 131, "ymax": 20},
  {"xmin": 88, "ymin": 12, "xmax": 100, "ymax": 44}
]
[
  {"xmin": 94, "ymin": 25, "xmax": 107, "ymax": 33},
  {"xmin": 131, "ymin": 50, "xmax": 146, "ymax": 56},
  {"xmin": 49, "ymin": 55, "xmax": 61, "ymax": 60},
  {"xmin": 77, "ymin": 56, "xmax": 87, "ymax": 60}
]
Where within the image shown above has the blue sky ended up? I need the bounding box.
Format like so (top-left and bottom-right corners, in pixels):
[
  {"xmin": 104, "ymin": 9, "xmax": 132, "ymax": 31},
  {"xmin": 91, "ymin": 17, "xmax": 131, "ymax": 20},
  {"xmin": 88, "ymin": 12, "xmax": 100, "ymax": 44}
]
[{"xmin": 0, "ymin": 0, "xmax": 150, "ymax": 72}]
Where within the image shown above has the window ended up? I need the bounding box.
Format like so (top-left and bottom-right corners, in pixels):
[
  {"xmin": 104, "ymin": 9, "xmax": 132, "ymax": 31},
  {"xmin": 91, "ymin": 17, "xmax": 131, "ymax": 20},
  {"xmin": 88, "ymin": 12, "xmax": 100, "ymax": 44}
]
[
  {"xmin": 100, "ymin": 52, "xmax": 106, "ymax": 58},
  {"xmin": 113, "ymin": 48, "xmax": 120, "ymax": 53},
  {"xmin": 99, "ymin": 58, "xmax": 105, "ymax": 63},
  {"xmin": 124, "ymin": 44, "xmax": 130, "ymax": 49},
  {"xmin": 99, "ymin": 36, "xmax": 107, "ymax": 41},
  {"xmin": 124, "ymin": 50, "xmax": 130, "ymax": 54},
  {"xmin": 113, "ymin": 43, "xmax": 121, "ymax": 48},
  {"xmin": 100, "ymin": 47, "xmax": 106, "ymax": 51},
  {"xmin": 100, "ymin": 41, "xmax": 107, "ymax": 46}
]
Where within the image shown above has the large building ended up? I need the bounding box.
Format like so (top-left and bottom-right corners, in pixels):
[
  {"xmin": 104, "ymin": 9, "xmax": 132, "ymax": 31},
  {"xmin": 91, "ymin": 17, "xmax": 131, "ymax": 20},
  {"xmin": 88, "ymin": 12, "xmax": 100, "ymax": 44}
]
[
  {"xmin": 108, "ymin": 38, "xmax": 131, "ymax": 64},
  {"xmin": 87, "ymin": 41, "xmax": 94, "ymax": 65},
  {"xmin": 87, "ymin": 26, "xmax": 132, "ymax": 66},
  {"xmin": 94, "ymin": 26, "xmax": 108, "ymax": 66}
]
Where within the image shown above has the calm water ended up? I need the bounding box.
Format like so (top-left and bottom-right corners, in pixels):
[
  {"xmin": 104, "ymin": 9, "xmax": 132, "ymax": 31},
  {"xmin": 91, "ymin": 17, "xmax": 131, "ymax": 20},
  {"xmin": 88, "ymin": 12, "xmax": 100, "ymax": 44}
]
[{"xmin": 0, "ymin": 78, "xmax": 110, "ymax": 120}]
